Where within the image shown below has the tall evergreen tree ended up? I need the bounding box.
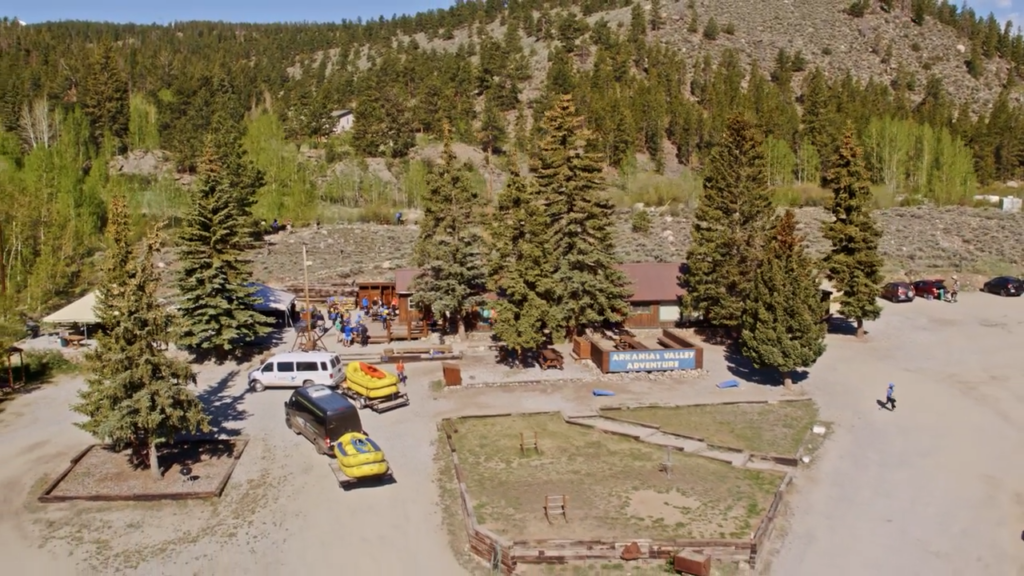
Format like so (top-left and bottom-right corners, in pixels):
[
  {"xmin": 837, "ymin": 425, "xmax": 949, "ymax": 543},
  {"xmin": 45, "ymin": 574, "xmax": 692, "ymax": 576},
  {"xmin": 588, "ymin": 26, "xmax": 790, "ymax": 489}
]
[
  {"xmin": 533, "ymin": 94, "xmax": 630, "ymax": 337},
  {"xmin": 82, "ymin": 39, "xmax": 130, "ymax": 151},
  {"xmin": 412, "ymin": 128, "xmax": 488, "ymax": 337},
  {"xmin": 682, "ymin": 115, "xmax": 775, "ymax": 336},
  {"xmin": 478, "ymin": 89, "xmax": 507, "ymax": 155},
  {"xmin": 487, "ymin": 152, "xmax": 550, "ymax": 361},
  {"xmin": 175, "ymin": 140, "xmax": 271, "ymax": 357},
  {"xmin": 740, "ymin": 210, "xmax": 827, "ymax": 387},
  {"xmin": 73, "ymin": 195, "xmax": 209, "ymax": 479},
  {"xmin": 822, "ymin": 128, "xmax": 883, "ymax": 338},
  {"xmin": 649, "ymin": 0, "xmax": 665, "ymax": 31}
]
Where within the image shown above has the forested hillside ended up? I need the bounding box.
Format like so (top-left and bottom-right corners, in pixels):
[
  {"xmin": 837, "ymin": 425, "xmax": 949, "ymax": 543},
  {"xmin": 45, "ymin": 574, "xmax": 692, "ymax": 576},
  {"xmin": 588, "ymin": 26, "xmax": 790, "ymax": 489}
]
[{"xmin": 2, "ymin": 0, "xmax": 1024, "ymax": 329}]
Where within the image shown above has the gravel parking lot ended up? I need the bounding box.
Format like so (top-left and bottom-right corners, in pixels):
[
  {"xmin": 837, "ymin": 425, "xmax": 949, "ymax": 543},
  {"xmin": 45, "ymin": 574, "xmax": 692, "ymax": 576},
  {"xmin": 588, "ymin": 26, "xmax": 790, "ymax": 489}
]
[{"xmin": 0, "ymin": 292, "xmax": 1022, "ymax": 575}]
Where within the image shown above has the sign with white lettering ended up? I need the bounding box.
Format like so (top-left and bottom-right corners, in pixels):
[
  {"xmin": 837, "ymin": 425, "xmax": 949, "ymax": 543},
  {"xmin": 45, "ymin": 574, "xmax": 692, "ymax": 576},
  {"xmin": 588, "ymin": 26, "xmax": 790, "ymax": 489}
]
[{"xmin": 607, "ymin": 349, "xmax": 696, "ymax": 372}]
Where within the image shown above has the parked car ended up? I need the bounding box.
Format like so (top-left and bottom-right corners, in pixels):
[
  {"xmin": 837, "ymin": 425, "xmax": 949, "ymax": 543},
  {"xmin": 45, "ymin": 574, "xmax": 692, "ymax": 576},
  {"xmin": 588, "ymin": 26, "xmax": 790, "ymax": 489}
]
[
  {"xmin": 284, "ymin": 385, "xmax": 363, "ymax": 455},
  {"xmin": 248, "ymin": 351, "xmax": 344, "ymax": 392},
  {"xmin": 912, "ymin": 279, "xmax": 947, "ymax": 300},
  {"xmin": 982, "ymin": 276, "xmax": 1024, "ymax": 297},
  {"xmin": 881, "ymin": 282, "xmax": 915, "ymax": 302}
]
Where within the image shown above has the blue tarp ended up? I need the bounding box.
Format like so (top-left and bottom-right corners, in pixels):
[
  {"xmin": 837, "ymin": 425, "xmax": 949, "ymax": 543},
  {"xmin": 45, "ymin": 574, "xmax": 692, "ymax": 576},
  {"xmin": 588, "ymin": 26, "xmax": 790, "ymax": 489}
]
[
  {"xmin": 717, "ymin": 379, "xmax": 740, "ymax": 389},
  {"xmin": 592, "ymin": 389, "xmax": 616, "ymax": 396}
]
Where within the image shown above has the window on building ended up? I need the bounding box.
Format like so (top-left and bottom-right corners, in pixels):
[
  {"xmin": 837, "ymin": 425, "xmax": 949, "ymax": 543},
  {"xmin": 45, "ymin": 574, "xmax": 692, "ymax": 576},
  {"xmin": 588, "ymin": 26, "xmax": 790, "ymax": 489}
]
[{"xmin": 630, "ymin": 304, "xmax": 652, "ymax": 314}]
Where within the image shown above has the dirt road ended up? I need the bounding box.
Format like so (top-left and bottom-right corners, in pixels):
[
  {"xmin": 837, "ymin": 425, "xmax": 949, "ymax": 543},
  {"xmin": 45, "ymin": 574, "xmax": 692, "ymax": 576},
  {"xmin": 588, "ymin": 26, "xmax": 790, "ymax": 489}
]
[
  {"xmin": 0, "ymin": 292, "xmax": 1022, "ymax": 574},
  {"xmin": 768, "ymin": 294, "xmax": 1024, "ymax": 575}
]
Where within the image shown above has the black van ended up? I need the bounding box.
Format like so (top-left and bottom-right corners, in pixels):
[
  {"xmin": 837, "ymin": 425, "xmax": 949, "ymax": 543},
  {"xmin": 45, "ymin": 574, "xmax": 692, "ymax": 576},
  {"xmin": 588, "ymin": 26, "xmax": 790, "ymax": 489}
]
[{"xmin": 285, "ymin": 385, "xmax": 363, "ymax": 455}]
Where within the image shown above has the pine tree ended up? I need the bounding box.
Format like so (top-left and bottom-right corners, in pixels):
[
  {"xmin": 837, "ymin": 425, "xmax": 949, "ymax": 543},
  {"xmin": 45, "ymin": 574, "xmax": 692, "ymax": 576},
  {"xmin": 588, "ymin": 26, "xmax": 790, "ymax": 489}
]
[
  {"xmin": 740, "ymin": 210, "xmax": 827, "ymax": 387},
  {"xmin": 822, "ymin": 128, "xmax": 883, "ymax": 338},
  {"xmin": 82, "ymin": 39, "xmax": 130, "ymax": 151},
  {"xmin": 478, "ymin": 89, "xmax": 507, "ymax": 155},
  {"xmin": 73, "ymin": 195, "xmax": 209, "ymax": 479},
  {"xmin": 487, "ymin": 152, "xmax": 550, "ymax": 360},
  {"xmin": 649, "ymin": 0, "xmax": 664, "ymax": 31},
  {"xmin": 533, "ymin": 94, "xmax": 630, "ymax": 337},
  {"xmin": 175, "ymin": 140, "xmax": 271, "ymax": 357},
  {"xmin": 412, "ymin": 127, "xmax": 488, "ymax": 338},
  {"xmin": 682, "ymin": 115, "xmax": 775, "ymax": 336}
]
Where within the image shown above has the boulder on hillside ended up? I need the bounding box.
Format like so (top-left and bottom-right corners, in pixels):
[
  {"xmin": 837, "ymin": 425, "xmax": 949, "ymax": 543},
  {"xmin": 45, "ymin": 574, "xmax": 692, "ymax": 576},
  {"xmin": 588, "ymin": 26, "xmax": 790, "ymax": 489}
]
[{"xmin": 109, "ymin": 150, "xmax": 174, "ymax": 177}]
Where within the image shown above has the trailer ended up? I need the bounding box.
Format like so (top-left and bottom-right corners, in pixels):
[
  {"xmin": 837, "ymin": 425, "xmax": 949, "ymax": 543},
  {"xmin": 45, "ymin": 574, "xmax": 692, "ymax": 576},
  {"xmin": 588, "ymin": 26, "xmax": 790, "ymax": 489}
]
[
  {"xmin": 339, "ymin": 384, "xmax": 410, "ymax": 413},
  {"xmin": 328, "ymin": 460, "xmax": 394, "ymax": 489}
]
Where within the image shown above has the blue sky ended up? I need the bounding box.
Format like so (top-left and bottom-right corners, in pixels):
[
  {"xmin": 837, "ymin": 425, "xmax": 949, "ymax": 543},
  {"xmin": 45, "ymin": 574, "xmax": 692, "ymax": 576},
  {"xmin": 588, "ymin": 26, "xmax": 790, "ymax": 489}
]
[{"xmin": 7, "ymin": 0, "xmax": 1021, "ymax": 26}]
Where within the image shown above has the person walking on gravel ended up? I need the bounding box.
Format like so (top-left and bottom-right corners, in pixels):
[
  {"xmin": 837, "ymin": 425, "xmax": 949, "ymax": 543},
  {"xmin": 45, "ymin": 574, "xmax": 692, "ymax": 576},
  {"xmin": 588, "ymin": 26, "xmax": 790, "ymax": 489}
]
[{"xmin": 882, "ymin": 383, "xmax": 896, "ymax": 411}]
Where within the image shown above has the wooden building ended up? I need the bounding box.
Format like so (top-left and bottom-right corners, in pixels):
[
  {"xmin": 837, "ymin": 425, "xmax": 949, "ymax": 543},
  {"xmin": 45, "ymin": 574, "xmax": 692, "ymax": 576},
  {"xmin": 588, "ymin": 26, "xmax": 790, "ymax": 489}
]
[
  {"xmin": 357, "ymin": 281, "xmax": 396, "ymax": 307},
  {"xmin": 392, "ymin": 268, "xmax": 499, "ymax": 333},
  {"xmin": 617, "ymin": 262, "xmax": 686, "ymax": 329},
  {"xmin": 392, "ymin": 268, "xmax": 429, "ymax": 339}
]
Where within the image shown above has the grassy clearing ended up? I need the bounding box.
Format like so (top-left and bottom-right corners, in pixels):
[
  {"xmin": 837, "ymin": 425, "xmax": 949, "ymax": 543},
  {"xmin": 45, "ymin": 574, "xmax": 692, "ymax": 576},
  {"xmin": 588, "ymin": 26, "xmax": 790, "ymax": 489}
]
[
  {"xmin": 449, "ymin": 413, "xmax": 782, "ymax": 541},
  {"xmin": 604, "ymin": 401, "xmax": 819, "ymax": 456}
]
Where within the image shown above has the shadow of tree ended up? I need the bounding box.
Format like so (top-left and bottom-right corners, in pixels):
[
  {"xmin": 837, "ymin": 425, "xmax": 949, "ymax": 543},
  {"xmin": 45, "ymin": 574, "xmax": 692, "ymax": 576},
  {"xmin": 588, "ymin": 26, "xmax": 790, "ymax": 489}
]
[
  {"xmin": 826, "ymin": 317, "xmax": 865, "ymax": 337},
  {"xmin": 691, "ymin": 326, "xmax": 735, "ymax": 346},
  {"xmin": 191, "ymin": 369, "xmax": 249, "ymax": 438},
  {"xmin": 188, "ymin": 328, "xmax": 288, "ymax": 366},
  {"xmin": 723, "ymin": 344, "xmax": 809, "ymax": 387}
]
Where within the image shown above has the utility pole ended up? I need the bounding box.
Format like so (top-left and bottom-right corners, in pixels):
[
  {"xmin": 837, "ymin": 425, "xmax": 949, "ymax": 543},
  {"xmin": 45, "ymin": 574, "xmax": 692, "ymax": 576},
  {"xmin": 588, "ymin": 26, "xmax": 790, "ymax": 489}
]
[{"xmin": 292, "ymin": 243, "xmax": 324, "ymax": 352}]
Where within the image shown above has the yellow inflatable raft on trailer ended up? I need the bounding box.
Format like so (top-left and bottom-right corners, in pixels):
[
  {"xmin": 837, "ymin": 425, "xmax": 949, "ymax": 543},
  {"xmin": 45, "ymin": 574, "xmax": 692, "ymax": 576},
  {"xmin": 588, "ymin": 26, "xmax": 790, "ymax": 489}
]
[
  {"xmin": 333, "ymin": 432, "xmax": 386, "ymax": 468},
  {"xmin": 339, "ymin": 460, "xmax": 390, "ymax": 479},
  {"xmin": 345, "ymin": 362, "xmax": 400, "ymax": 399}
]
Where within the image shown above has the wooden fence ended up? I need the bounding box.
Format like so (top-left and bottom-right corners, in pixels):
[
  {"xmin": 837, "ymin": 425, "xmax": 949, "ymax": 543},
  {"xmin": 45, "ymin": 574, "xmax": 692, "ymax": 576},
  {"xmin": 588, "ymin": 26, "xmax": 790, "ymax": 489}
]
[{"xmin": 438, "ymin": 412, "xmax": 799, "ymax": 570}]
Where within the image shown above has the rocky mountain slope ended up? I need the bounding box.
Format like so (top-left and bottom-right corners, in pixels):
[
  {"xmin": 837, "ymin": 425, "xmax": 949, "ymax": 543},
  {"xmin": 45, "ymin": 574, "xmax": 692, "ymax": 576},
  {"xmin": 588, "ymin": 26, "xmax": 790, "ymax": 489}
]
[
  {"xmin": 334, "ymin": 0, "xmax": 1014, "ymax": 111},
  {"xmin": 244, "ymin": 206, "xmax": 1024, "ymax": 289}
]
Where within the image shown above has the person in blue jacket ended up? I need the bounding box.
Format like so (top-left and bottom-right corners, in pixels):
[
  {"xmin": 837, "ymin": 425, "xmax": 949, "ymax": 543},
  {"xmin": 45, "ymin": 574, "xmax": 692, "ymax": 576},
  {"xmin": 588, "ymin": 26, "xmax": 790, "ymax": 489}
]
[{"xmin": 882, "ymin": 383, "xmax": 896, "ymax": 411}]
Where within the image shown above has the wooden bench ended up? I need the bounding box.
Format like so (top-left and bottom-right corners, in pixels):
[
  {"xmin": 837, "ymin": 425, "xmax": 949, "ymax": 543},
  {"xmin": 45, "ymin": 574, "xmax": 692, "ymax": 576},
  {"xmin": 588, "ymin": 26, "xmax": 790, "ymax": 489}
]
[
  {"xmin": 656, "ymin": 336, "xmax": 675, "ymax": 349},
  {"xmin": 539, "ymin": 348, "xmax": 564, "ymax": 370}
]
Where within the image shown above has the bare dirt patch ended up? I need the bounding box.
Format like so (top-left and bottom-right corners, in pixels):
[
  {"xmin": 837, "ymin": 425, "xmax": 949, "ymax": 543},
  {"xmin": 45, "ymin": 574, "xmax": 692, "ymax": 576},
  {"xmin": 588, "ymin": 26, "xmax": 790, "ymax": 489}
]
[
  {"xmin": 45, "ymin": 440, "xmax": 243, "ymax": 500},
  {"xmin": 606, "ymin": 401, "xmax": 818, "ymax": 456},
  {"xmin": 449, "ymin": 413, "xmax": 781, "ymax": 541}
]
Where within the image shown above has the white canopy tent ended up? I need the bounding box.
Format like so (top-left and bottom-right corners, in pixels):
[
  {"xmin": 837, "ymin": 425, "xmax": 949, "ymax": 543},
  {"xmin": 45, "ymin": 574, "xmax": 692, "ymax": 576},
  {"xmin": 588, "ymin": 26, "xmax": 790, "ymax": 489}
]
[
  {"xmin": 42, "ymin": 291, "xmax": 99, "ymax": 325},
  {"xmin": 248, "ymin": 283, "xmax": 297, "ymax": 325}
]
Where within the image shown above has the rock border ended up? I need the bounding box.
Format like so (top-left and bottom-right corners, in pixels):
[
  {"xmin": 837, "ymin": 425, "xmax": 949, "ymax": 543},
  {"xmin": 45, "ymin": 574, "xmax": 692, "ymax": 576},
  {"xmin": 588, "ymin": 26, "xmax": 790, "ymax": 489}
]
[
  {"xmin": 438, "ymin": 407, "xmax": 804, "ymax": 570},
  {"xmin": 38, "ymin": 438, "xmax": 250, "ymax": 503}
]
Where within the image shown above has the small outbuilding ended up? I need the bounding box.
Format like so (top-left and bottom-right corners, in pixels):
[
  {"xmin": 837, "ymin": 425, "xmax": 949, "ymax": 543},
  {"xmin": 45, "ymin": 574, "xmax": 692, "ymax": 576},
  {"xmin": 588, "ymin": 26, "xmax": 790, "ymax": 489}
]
[{"xmin": 617, "ymin": 262, "xmax": 686, "ymax": 329}]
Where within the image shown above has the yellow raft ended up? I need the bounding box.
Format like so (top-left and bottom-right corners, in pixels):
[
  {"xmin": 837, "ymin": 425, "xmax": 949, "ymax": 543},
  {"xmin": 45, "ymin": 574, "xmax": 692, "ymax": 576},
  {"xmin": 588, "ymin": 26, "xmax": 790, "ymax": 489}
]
[
  {"xmin": 345, "ymin": 362, "xmax": 400, "ymax": 399},
  {"xmin": 339, "ymin": 460, "xmax": 390, "ymax": 479},
  {"xmin": 333, "ymin": 432, "xmax": 386, "ymax": 468}
]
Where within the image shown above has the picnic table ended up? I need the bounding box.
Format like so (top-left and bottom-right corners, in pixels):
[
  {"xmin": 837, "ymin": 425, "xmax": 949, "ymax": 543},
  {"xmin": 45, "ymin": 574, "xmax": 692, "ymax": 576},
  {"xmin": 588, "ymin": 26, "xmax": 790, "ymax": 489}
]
[
  {"xmin": 65, "ymin": 335, "xmax": 86, "ymax": 349},
  {"xmin": 539, "ymin": 348, "xmax": 564, "ymax": 370}
]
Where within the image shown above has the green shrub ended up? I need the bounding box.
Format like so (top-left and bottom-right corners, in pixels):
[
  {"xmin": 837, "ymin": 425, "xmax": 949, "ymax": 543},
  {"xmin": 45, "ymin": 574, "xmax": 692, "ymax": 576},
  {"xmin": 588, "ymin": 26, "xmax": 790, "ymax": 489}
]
[
  {"xmin": 357, "ymin": 204, "xmax": 397, "ymax": 224},
  {"xmin": 7, "ymin": 349, "xmax": 79, "ymax": 386},
  {"xmin": 845, "ymin": 0, "xmax": 869, "ymax": 17},
  {"xmin": 631, "ymin": 210, "xmax": 652, "ymax": 234},
  {"xmin": 702, "ymin": 17, "xmax": 719, "ymax": 41}
]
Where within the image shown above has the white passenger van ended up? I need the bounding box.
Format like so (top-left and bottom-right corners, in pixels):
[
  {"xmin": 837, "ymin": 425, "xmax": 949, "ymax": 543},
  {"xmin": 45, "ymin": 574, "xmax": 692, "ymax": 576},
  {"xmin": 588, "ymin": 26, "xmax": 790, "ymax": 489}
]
[{"xmin": 247, "ymin": 352, "xmax": 344, "ymax": 392}]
